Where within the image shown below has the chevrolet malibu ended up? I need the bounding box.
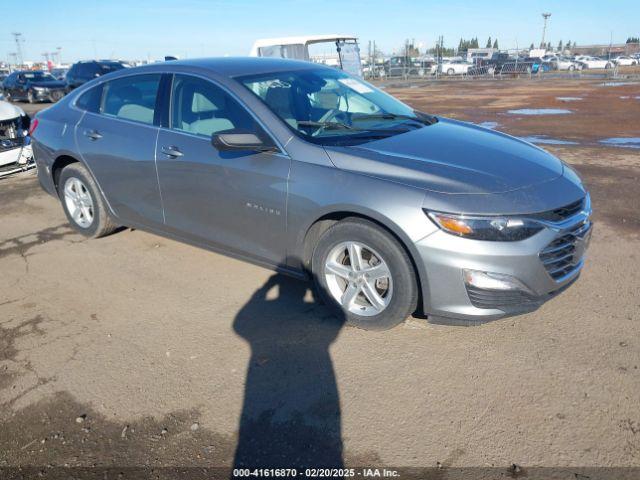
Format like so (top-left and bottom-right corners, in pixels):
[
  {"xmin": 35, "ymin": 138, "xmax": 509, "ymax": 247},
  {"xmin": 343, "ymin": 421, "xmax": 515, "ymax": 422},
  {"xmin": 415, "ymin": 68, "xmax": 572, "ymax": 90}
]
[{"xmin": 31, "ymin": 58, "xmax": 592, "ymax": 330}]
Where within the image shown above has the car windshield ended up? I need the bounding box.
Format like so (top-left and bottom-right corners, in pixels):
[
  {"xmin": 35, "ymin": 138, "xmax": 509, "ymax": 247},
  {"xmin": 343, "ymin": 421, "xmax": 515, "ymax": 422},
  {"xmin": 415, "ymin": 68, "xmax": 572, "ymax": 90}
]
[
  {"xmin": 21, "ymin": 71, "xmax": 56, "ymax": 82},
  {"xmin": 238, "ymin": 68, "xmax": 433, "ymax": 145}
]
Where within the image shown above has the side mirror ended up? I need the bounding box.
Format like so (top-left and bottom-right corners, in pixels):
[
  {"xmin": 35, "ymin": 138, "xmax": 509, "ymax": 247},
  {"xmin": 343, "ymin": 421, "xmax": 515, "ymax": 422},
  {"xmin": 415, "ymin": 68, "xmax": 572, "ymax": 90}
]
[{"xmin": 212, "ymin": 133, "xmax": 278, "ymax": 153}]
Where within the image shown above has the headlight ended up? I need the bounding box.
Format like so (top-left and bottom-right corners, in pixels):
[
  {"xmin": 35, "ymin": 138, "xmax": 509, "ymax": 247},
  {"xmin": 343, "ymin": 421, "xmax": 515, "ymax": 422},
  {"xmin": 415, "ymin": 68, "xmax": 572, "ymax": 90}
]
[{"xmin": 426, "ymin": 211, "xmax": 543, "ymax": 241}]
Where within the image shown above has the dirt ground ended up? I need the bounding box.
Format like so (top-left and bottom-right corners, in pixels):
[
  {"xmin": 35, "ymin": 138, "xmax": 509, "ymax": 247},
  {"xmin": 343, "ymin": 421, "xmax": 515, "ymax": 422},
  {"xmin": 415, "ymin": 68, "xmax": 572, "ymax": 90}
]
[{"xmin": 1, "ymin": 78, "xmax": 639, "ymax": 477}]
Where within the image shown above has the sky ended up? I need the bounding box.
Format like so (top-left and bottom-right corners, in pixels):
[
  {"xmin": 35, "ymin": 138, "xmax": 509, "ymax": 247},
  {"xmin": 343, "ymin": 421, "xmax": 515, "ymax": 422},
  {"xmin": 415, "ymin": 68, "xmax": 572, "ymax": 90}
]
[{"xmin": 2, "ymin": 0, "xmax": 639, "ymax": 64}]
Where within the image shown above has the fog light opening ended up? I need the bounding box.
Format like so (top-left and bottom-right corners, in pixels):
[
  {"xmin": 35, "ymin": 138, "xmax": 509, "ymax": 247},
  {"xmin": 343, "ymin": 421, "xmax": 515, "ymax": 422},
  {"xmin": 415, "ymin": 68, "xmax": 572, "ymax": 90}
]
[{"xmin": 463, "ymin": 269, "xmax": 532, "ymax": 293}]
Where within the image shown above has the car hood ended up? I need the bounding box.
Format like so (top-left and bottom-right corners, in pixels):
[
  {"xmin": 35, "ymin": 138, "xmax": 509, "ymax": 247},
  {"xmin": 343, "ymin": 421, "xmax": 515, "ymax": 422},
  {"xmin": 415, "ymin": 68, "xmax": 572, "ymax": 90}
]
[
  {"xmin": 323, "ymin": 118, "xmax": 564, "ymax": 194},
  {"xmin": 0, "ymin": 101, "xmax": 25, "ymax": 121},
  {"xmin": 29, "ymin": 80, "xmax": 66, "ymax": 88}
]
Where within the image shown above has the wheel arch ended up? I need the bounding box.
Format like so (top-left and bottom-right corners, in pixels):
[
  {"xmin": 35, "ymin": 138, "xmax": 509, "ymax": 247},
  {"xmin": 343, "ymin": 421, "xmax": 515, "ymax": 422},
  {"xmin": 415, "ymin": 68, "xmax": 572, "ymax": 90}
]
[
  {"xmin": 299, "ymin": 207, "xmax": 429, "ymax": 315},
  {"xmin": 51, "ymin": 154, "xmax": 80, "ymax": 194},
  {"xmin": 51, "ymin": 153, "xmax": 118, "ymax": 217}
]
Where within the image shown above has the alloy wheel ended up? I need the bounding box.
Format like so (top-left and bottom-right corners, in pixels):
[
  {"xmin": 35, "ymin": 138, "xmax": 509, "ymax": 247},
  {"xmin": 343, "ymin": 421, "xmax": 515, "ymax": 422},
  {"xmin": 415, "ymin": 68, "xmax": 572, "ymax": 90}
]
[
  {"xmin": 63, "ymin": 177, "xmax": 94, "ymax": 228},
  {"xmin": 324, "ymin": 241, "xmax": 393, "ymax": 317}
]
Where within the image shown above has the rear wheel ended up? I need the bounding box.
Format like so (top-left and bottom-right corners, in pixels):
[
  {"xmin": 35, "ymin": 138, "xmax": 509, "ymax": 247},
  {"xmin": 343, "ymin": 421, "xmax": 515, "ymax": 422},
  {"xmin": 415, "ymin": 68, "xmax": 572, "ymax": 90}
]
[
  {"xmin": 58, "ymin": 163, "xmax": 118, "ymax": 238},
  {"xmin": 311, "ymin": 218, "xmax": 418, "ymax": 330},
  {"xmin": 447, "ymin": 68, "xmax": 455, "ymax": 75}
]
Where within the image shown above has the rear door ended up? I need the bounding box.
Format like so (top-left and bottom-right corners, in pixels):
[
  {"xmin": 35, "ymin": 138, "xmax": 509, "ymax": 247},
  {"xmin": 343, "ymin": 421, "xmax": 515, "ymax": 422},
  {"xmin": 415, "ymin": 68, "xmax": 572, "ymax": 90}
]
[
  {"xmin": 155, "ymin": 74, "xmax": 289, "ymax": 264},
  {"xmin": 75, "ymin": 73, "xmax": 164, "ymax": 227}
]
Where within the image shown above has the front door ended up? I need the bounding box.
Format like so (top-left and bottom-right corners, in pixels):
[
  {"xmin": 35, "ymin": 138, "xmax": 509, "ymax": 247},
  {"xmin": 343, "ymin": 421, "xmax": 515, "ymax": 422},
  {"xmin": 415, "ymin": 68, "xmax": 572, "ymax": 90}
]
[
  {"xmin": 155, "ymin": 74, "xmax": 289, "ymax": 265},
  {"xmin": 75, "ymin": 73, "xmax": 164, "ymax": 227}
]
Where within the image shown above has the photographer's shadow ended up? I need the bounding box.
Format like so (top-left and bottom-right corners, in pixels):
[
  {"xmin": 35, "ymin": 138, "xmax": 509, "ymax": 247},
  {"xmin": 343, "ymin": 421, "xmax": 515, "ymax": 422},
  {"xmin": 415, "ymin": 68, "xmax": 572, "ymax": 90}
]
[{"xmin": 232, "ymin": 273, "xmax": 345, "ymax": 469}]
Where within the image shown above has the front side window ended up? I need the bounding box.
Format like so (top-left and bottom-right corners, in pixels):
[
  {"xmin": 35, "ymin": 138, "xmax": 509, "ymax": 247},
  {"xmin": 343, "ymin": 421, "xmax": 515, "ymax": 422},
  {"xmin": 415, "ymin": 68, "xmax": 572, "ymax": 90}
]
[
  {"xmin": 19, "ymin": 71, "xmax": 55, "ymax": 83},
  {"xmin": 101, "ymin": 74, "xmax": 160, "ymax": 125},
  {"xmin": 238, "ymin": 68, "xmax": 433, "ymax": 146},
  {"xmin": 170, "ymin": 74, "xmax": 260, "ymax": 138}
]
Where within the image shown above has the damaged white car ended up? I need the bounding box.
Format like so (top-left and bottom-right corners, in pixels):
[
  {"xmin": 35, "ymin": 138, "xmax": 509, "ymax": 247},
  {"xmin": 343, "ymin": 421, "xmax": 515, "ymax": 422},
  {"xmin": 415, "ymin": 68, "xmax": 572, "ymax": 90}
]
[{"xmin": 0, "ymin": 100, "xmax": 35, "ymax": 178}]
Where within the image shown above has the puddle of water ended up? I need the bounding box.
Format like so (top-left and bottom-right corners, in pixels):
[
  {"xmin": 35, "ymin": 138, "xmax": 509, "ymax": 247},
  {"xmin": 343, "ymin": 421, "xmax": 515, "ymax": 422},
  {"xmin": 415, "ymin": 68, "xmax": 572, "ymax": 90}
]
[
  {"xmin": 620, "ymin": 96, "xmax": 630, "ymax": 99},
  {"xmin": 600, "ymin": 81, "xmax": 638, "ymax": 87},
  {"xmin": 476, "ymin": 121, "xmax": 499, "ymax": 129},
  {"xmin": 520, "ymin": 135, "xmax": 579, "ymax": 146},
  {"xmin": 556, "ymin": 97, "xmax": 583, "ymax": 101},
  {"xmin": 507, "ymin": 109, "xmax": 572, "ymax": 116},
  {"xmin": 599, "ymin": 138, "xmax": 640, "ymax": 149}
]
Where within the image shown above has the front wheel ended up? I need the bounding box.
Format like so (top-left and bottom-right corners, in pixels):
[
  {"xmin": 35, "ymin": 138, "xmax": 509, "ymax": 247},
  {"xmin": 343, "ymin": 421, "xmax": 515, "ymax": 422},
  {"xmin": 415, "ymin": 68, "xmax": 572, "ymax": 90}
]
[
  {"xmin": 311, "ymin": 218, "xmax": 418, "ymax": 330},
  {"xmin": 447, "ymin": 68, "xmax": 455, "ymax": 75},
  {"xmin": 58, "ymin": 163, "xmax": 119, "ymax": 238}
]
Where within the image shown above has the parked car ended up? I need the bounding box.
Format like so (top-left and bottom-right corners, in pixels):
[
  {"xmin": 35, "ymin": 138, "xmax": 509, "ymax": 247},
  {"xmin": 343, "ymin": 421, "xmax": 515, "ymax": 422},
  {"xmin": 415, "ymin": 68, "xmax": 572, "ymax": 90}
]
[
  {"xmin": 1, "ymin": 70, "xmax": 66, "ymax": 103},
  {"xmin": 439, "ymin": 59, "xmax": 472, "ymax": 75},
  {"xmin": 0, "ymin": 100, "xmax": 34, "ymax": 177},
  {"xmin": 521, "ymin": 57, "xmax": 552, "ymax": 74},
  {"xmin": 65, "ymin": 60, "xmax": 127, "ymax": 91},
  {"xmin": 612, "ymin": 56, "xmax": 638, "ymax": 66},
  {"xmin": 31, "ymin": 58, "xmax": 592, "ymax": 330},
  {"xmin": 576, "ymin": 56, "xmax": 612, "ymax": 69},
  {"xmin": 545, "ymin": 55, "xmax": 582, "ymax": 71},
  {"xmin": 474, "ymin": 52, "xmax": 514, "ymax": 74},
  {"xmin": 385, "ymin": 56, "xmax": 423, "ymax": 77}
]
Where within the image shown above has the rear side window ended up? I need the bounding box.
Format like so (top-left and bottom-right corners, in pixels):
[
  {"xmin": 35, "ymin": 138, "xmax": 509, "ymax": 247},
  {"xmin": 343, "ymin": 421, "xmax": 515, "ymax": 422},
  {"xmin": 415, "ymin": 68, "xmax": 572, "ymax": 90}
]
[
  {"xmin": 77, "ymin": 63, "xmax": 98, "ymax": 79},
  {"xmin": 101, "ymin": 74, "xmax": 160, "ymax": 125},
  {"xmin": 170, "ymin": 74, "xmax": 260, "ymax": 137},
  {"xmin": 98, "ymin": 62, "xmax": 125, "ymax": 74},
  {"xmin": 75, "ymin": 84, "xmax": 103, "ymax": 113}
]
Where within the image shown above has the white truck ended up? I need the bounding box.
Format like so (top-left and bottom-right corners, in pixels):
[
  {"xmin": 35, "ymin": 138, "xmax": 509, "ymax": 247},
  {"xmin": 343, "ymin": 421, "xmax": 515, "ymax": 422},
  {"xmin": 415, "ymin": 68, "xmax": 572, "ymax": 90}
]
[{"xmin": 250, "ymin": 34, "xmax": 362, "ymax": 78}]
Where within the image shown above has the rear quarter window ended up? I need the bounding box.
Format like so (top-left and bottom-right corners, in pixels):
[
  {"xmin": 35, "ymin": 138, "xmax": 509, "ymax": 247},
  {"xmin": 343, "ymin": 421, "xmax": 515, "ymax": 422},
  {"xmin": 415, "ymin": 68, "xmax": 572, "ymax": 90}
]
[{"xmin": 75, "ymin": 84, "xmax": 104, "ymax": 113}]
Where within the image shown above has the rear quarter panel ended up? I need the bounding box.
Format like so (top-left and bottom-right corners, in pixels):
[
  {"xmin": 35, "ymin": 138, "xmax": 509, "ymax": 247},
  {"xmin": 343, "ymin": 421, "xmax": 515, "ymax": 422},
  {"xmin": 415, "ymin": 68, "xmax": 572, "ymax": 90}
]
[{"xmin": 31, "ymin": 98, "xmax": 85, "ymax": 195}]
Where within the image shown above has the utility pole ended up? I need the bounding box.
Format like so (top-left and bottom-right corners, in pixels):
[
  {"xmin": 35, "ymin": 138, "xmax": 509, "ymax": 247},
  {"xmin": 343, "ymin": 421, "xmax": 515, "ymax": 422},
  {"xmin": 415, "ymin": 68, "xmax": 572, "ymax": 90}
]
[
  {"xmin": 12, "ymin": 32, "xmax": 24, "ymax": 66},
  {"xmin": 56, "ymin": 46, "xmax": 62, "ymax": 65},
  {"xmin": 540, "ymin": 13, "xmax": 551, "ymax": 49},
  {"xmin": 9, "ymin": 52, "xmax": 17, "ymax": 70}
]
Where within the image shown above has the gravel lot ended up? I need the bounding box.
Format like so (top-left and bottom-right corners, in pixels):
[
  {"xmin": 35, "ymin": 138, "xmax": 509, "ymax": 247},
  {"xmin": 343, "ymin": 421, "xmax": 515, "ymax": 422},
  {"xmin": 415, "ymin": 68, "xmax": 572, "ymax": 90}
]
[{"xmin": 1, "ymin": 79, "xmax": 639, "ymax": 476}]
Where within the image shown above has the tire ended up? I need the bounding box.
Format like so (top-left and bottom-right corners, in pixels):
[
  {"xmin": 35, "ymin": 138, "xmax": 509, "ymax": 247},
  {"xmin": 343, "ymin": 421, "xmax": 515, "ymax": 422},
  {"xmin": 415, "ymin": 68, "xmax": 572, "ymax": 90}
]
[
  {"xmin": 58, "ymin": 163, "xmax": 118, "ymax": 238},
  {"xmin": 568, "ymin": 65, "xmax": 575, "ymax": 71},
  {"xmin": 447, "ymin": 68, "xmax": 455, "ymax": 75},
  {"xmin": 311, "ymin": 218, "xmax": 418, "ymax": 330}
]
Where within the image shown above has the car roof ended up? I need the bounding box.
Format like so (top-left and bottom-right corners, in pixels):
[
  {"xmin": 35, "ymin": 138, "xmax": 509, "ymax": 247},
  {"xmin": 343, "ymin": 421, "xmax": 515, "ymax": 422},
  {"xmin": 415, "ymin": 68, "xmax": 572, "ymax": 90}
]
[{"xmin": 120, "ymin": 57, "xmax": 326, "ymax": 78}]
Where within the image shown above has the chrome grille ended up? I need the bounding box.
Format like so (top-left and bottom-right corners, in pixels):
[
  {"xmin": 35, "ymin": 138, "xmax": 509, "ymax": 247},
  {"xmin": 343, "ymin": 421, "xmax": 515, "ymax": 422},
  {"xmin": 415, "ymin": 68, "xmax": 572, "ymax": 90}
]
[{"xmin": 540, "ymin": 220, "xmax": 591, "ymax": 281}]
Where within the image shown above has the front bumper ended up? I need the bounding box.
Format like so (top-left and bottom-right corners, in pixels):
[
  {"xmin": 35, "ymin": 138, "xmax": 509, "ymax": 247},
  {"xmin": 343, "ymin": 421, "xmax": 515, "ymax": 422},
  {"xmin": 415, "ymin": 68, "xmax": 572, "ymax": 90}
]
[
  {"xmin": 32, "ymin": 88, "xmax": 65, "ymax": 102},
  {"xmin": 415, "ymin": 206, "xmax": 592, "ymax": 323}
]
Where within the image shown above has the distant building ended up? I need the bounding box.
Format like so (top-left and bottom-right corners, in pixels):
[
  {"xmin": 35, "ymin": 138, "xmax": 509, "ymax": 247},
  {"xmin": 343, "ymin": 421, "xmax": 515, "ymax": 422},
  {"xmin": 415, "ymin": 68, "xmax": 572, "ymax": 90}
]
[{"xmin": 571, "ymin": 43, "xmax": 639, "ymax": 55}]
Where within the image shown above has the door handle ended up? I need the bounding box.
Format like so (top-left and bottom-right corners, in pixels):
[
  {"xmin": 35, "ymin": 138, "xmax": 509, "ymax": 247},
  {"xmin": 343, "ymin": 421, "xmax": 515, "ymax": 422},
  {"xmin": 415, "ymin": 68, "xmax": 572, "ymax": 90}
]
[
  {"xmin": 161, "ymin": 146, "xmax": 183, "ymax": 158},
  {"xmin": 83, "ymin": 129, "xmax": 103, "ymax": 140}
]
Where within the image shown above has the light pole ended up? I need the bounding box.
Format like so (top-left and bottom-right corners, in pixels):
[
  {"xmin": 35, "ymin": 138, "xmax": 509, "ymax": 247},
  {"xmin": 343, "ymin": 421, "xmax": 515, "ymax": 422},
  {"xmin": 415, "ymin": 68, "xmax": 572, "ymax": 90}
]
[
  {"xmin": 12, "ymin": 32, "xmax": 24, "ymax": 66},
  {"xmin": 540, "ymin": 13, "xmax": 551, "ymax": 49}
]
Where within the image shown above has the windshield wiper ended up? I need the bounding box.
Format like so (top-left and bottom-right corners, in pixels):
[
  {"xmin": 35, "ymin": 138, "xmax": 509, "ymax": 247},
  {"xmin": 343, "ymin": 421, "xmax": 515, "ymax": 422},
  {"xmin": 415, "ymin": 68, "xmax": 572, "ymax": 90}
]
[
  {"xmin": 352, "ymin": 112, "xmax": 437, "ymax": 125},
  {"xmin": 297, "ymin": 120, "xmax": 355, "ymax": 130}
]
